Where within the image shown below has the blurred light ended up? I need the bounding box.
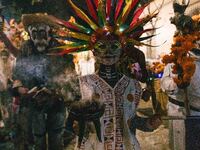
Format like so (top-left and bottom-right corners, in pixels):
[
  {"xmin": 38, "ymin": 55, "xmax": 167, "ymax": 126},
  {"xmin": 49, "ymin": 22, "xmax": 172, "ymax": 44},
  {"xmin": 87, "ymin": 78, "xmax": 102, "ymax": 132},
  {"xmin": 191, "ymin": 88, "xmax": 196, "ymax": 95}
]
[
  {"xmin": 158, "ymin": 73, "xmax": 162, "ymax": 78},
  {"xmin": 119, "ymin": 27, "xmax": 125, "ymax": 32},
  {"xmin": 86, "ymin": 30, "xmax": 91, "ymax": 34}
]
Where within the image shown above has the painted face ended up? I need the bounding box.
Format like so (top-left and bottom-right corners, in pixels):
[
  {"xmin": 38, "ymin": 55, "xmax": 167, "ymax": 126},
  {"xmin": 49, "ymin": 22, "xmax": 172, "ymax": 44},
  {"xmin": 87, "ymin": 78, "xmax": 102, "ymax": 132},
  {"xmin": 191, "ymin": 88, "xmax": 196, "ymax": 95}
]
[
  {"xmin": 28, "ymin": 23, "xmax": 51, "ymax": 52},
  {"xmin": 93, "ymin": 39, "xmax": 122, "ymax": 65}
]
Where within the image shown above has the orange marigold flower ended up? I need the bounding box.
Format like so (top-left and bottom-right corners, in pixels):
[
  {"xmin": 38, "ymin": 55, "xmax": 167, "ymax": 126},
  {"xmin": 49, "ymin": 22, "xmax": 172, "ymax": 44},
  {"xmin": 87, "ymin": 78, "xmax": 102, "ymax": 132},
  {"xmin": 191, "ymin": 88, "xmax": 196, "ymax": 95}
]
[
  {"xmin": 173, "ymin": 77, "xmax": 183, "ymax": 85},
  {"xmin": 182, "ymin": 61, "xmax": 196, "ymax": 75},
  {"xmin": 185, "ymin": 57, "xmax": 195, "ymax": 62},
  {"xmin": 164, "ymin": 31, "xmax": 197, "ymax": 88},
  {"xmin": 162, "ymin": 55, "xmax": 174, "ymax": 64},
  {"xmin": 182, "ymin": 42, "xmax": 195, "ymax": 51},
  {"xmin": 177, "ymin": 57, "xmax": 185, "ymax": 65},
  {"xmin": 172, "ymin": 67, "xmax": 178, "ymax": 74},
  {"xmin": 183, "ymin": 74, "xmax": 192, "ymax": 83}
]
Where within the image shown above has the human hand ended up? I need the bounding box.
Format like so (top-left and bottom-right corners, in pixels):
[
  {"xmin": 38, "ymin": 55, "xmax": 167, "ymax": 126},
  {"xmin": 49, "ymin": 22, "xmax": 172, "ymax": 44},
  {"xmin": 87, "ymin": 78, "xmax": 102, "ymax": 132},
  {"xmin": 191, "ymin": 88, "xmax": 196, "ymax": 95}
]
[{"xmin": 17, "ymin": 86, "xmax": 29, "ymax": 95}]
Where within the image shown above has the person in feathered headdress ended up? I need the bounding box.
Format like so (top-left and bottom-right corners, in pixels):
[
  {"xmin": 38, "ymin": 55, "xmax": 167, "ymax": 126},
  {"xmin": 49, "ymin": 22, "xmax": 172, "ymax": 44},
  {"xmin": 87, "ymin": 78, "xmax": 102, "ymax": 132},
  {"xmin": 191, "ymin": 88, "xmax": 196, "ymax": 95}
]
[{"xmin": 54, "ymin": 0, "xmax": 162, "ymax": 149}]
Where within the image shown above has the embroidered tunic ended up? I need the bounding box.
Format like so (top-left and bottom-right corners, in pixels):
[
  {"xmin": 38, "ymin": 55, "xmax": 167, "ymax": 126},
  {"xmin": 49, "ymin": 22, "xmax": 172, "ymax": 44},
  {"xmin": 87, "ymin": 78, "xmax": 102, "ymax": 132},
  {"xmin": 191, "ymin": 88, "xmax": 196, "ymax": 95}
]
[{"xmin": 77, "ymin": 74, "xmax": 142, "ymax": 150}]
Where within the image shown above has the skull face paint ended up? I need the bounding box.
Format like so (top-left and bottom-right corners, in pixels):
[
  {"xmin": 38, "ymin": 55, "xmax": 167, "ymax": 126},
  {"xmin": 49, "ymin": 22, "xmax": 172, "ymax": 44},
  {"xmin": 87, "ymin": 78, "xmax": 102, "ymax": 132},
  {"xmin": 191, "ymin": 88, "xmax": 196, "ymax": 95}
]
[
  {"xmin": 93, "ymin": 39, "xmax": 122, "ymax": 65},
  {"xmin": 93, "ymin": 40, "xmax": 122, "ymax": 65},
  {"xmin": 28, "ymin": 23, "xmax": 51, "ymax": 52}
]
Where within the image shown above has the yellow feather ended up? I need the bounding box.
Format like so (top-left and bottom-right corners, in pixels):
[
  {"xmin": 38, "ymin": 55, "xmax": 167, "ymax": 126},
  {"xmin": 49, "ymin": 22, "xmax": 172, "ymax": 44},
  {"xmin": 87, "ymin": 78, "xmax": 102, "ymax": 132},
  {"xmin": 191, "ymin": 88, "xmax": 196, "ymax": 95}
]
[{"xmin": 68, "ymin": 0, "xmax": 98, "ymax": 30}]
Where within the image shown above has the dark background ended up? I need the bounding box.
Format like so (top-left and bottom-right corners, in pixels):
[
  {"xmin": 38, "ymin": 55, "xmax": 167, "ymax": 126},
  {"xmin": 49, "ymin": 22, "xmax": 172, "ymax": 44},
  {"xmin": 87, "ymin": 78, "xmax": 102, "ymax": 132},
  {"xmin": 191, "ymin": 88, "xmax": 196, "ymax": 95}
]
[{"xmin": 2, "ymin": 0, "xmax": 86, "ymax": 21}]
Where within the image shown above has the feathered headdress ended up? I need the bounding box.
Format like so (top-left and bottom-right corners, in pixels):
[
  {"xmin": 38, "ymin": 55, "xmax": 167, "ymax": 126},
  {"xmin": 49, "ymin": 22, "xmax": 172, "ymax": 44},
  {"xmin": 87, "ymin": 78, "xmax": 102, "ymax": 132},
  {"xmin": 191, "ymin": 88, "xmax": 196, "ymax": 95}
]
[{"xmin": 54, "ymin": 0, "xmax": 158, "ymax": 55}]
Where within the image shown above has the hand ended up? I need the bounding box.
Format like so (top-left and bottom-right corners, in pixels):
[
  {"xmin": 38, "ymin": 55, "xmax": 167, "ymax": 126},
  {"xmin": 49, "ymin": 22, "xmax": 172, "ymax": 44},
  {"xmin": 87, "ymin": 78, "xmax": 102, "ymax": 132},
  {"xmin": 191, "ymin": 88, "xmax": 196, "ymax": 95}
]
[
  {"xmin": 17, "ymin": 87, "xmax": 29, "ymax": 95},
  {"xmin": 147, "ymin": 114, "xmax": 162, "ymax": 130}
]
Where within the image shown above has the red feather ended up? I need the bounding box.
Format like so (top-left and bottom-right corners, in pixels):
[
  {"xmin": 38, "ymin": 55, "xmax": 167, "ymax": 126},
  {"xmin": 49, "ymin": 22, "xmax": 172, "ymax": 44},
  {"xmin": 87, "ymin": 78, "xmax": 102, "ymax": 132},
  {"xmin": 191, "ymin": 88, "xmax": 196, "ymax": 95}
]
[
  {"xmin": 86, "ymin": 0, "xmax": 98, "ymax": 22},
  {"xmin": 47, "ymin": 48, "xmax": 79, "ymax": 56},
  {"xmin": 106, "ymin": 0, "xmax": 112, "ymax": 18},
  {"xmin": 94, "ymin": 0, "xmax": 98, "ymax": 8},
  {"xmin": 115, "ymin": 0, "xmax": 124, "ymax": 21},
  {"xmin": 54, "ymin": 18, "xmax": 80, "ymax": 31},
  {"xmin": 130, "ymin": 4, "xmax": 148, "ymax": 27},
  {"xmin": 63, "ymin": 21, "xmax": 80, "ymax": 31},
  {"xmin": 127, "ymin": 13, "xmax": 158, "ymax": 33},
  {"xmin": 131, "ymin": 0, "xmax": 139, "ymax": 9},
  {"xmin": 59, "ymin": 48, "xmax": 79, "ymax": 55}
]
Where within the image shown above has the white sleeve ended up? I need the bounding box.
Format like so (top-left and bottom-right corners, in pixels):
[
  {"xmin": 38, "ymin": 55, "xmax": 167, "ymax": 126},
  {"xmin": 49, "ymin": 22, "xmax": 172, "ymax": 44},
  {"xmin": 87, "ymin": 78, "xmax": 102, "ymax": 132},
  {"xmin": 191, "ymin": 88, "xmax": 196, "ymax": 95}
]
[
  {"xmin": 79, "ymin": 76, "xmax": 94, "ymax": 101},
  {"xmin": 160, "ymin": 64, "xmax": 179, "ymax": 94},
  {"xmin": 162, "ymin": 63, "xmax": 175, "ymax": 78}
]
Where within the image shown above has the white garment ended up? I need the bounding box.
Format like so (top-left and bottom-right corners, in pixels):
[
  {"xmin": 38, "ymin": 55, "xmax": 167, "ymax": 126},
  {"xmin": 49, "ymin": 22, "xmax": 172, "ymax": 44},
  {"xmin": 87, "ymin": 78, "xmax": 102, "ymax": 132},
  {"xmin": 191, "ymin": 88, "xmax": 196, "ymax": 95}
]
[
  {"xmin": 76, "ymin": 74, "xmax": 142, "ymax": 150},
  {"xmin": 161, "ymin": 62, "xmax": 200, "ymax": 110}
]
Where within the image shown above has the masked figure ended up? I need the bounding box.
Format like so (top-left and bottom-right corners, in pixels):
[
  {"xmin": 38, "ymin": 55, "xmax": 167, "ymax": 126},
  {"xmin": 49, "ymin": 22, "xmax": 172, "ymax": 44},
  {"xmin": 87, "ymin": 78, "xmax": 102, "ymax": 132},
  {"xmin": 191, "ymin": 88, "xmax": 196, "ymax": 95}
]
[
  {"xmin": 56, "ymin": 1, "xmax": 162, "ymax": 149},
  {"xmin": 170, "ymin": 0, "xmax": 194, "ymax": 35},
  {"xmin": 4, "ymin": 13, "xmax": 77, "ymax": 150}
]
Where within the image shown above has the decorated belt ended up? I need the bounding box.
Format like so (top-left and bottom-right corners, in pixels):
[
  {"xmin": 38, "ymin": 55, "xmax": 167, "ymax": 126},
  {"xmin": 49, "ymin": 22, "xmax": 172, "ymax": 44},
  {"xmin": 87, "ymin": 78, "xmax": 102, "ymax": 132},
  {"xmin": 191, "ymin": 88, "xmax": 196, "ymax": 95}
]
[{"xmin": 169, "ymin": 97, "xmax": 200, "ymax": 112}]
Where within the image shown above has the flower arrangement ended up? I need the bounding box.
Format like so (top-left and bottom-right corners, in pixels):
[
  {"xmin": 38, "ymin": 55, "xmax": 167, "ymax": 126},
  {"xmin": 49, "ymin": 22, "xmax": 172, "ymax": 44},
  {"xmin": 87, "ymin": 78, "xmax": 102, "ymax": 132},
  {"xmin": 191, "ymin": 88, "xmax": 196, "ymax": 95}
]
[
  {"xmin": 4, "ymin": 19, "xmax": 27, "ymax": 49},
  {"xmin": 150, "ymin": 61, "xmax": 165, "ymax": 75},
  {"xmin": 165, "ymin": 1, "xmax": 200, "ymax": 115},
  {"xmin": 162, "ymin": 32, "xmax": 200, "ymax": 88},
  {"xmin": 127, "ymin": 62, "xmax": 143, "ymax": 80},
  {"xmin": 192, "ymin": 14, "xmax": 200, "ymax": 29}
]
